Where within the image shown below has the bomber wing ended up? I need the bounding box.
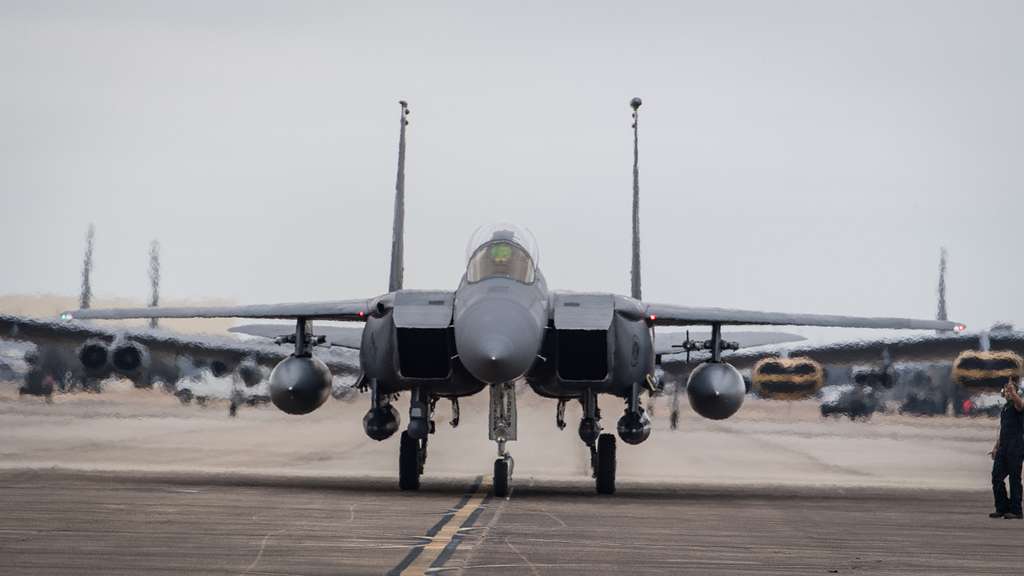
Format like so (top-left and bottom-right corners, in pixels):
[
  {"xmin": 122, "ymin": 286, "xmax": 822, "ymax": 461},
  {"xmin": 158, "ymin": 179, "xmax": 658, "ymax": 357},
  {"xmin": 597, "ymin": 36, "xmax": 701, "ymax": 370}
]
[
  {"xmin": 61, "ymin": 299, "xmax": 375, "ymax": 322},
  {"xmin": 0, "ymin": 314, "xmax": 359, "ymax": 376}
]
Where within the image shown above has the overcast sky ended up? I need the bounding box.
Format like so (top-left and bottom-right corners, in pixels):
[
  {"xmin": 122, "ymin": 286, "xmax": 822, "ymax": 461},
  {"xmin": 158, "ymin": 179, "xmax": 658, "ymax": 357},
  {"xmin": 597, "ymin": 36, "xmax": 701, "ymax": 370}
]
[{"xmin": 1, "ymin": 1, "xmax": 1021, "ymax": 339}]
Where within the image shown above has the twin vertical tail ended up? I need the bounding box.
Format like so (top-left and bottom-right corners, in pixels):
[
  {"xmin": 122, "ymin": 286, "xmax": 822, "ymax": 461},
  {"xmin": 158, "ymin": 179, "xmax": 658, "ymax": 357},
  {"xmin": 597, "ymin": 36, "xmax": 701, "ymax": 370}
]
[
  {"xmin": 388, "ymin": 101, "xmax": 410, "ymax": 293},
  {"xmin": 148, "ymin": 240, "xmax": 161, "ymax": 329},
  {"xmin": 936, "ymin": 247, "xmax": 950, "ymax": 334},
  {"xmin": 630, "ymin": 97, "xmax": 643, "ymax": 301},
  {"xmin": 79, "ymin": 223, "xmax": 95, "ymax": 310}
]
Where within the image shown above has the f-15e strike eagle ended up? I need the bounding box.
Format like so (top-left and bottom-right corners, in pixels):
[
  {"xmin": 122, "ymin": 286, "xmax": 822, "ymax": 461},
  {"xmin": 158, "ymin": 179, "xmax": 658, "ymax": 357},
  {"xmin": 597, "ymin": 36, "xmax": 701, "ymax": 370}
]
[{"xmin": 15, "ymin": 99, "xmax": 962, "ymax": 496}]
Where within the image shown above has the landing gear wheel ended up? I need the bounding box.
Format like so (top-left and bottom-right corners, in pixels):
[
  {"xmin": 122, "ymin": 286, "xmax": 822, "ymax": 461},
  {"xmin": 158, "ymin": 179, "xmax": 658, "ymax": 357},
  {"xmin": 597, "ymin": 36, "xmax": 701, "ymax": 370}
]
[
  {"xmin": 494, "ymin": 457, "xmax": 511, "ymax": 498},
  {"xmin": 399, "ymin": 431, "xmax": 421, "ymax": 491},
  {"xmin": 596, "ymin": 433, "xmax": 616, "ymax": 495}
]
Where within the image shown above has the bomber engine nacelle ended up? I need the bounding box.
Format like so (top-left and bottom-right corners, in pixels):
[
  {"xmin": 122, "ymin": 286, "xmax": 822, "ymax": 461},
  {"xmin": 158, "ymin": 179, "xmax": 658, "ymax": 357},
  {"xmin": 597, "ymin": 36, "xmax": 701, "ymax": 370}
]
[
  {"xmin": 111, "ymin": 341, "xmax": 150, "ymax": 379},
  {"xmin": 953, "ymin": 350, "xmax": 1022, "ymax": 391},
  {"xmin": 209, "ymin": 360, "xmax": 233, "ymax": 379},
  {"xmin": 686, "ymin": 362, "xmax": 745, "ymax": 420},
  {"xmin": 751, "ymin": 357, "xmax": 824, "ymax": 400},
  {"xmin": 237, "ymin": 359, "xmax": 266, "ymax": 388},
  {"xmin": 77, "ymin": 339, "xmax": 110, "ymax": 376},
  {"xmin": 268, "ymin": 355, "xmax": 332, "ymax": 415}
]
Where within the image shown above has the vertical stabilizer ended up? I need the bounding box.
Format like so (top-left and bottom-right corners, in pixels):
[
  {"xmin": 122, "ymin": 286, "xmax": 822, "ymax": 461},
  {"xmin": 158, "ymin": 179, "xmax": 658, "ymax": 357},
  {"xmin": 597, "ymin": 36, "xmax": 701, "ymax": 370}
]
[
  {"xmin": 79, "ymin": 224, "xmax": 95, "ymax": 310},
  {"xmin": 630, "ymin": 97, "xmax": 643, "ymax": 301},
  {"xmin": 936, "ymin": 247, "xmax": 948, "ymax": 334},
  {"xmin": 388, "ymin": 101, "xmax": 410, "ymax": 293},
  {"xmin": 148, "ymin": 239, "xmax": 161, "ymax": 329}
]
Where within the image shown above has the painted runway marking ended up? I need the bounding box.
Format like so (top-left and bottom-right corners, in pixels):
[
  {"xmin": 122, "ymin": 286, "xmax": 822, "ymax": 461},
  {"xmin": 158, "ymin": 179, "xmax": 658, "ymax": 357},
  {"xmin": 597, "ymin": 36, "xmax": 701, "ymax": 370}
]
[{"xmin": 388, "ymin": 476, "xmax": 489, "ymax": 576}]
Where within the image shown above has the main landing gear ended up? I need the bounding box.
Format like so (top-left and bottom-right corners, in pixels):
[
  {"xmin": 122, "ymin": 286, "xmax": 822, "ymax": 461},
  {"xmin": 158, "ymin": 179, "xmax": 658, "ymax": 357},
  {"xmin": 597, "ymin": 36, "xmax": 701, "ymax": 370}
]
[
  {"xmin": 399, "ymin": 387, "xmax": 433, "ymax": 491},
  {"xmin": 490, "ymin": 382, "xmax": 517, "ymax": 497},
  {"xmin": 579, "ymin": 390, "xmax": 616, "ymax": 495},
  {"xmin": 399, "ymin": 429, "xmax": 427, "ymax": 490}
]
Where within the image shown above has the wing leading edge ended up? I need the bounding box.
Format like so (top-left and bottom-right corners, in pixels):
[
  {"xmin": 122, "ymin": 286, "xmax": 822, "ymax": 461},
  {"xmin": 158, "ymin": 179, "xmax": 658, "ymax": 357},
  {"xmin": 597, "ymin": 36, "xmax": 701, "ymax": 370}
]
[
  {"xmin": 645, "ymin": 303, "xmax": 964, "ymax": 332},
  {"xmin": 62, "ymin": 299, "xmax": 374, "ymax": 322}
]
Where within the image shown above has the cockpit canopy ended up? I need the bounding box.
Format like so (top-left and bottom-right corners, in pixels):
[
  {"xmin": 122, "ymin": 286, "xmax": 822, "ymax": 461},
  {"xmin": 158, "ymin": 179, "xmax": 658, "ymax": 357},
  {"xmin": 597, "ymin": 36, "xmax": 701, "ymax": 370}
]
[{"xmin": 465, "ymin": 224, "xmax": 538, "ymax": 284}]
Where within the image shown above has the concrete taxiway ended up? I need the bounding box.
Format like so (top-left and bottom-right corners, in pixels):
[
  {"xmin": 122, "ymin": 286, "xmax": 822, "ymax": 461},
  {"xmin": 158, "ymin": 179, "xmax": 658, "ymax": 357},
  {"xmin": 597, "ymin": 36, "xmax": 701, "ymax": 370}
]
[{"xmin": 0, "ymin": 384, "xmax": 1021, "ymax": 574}]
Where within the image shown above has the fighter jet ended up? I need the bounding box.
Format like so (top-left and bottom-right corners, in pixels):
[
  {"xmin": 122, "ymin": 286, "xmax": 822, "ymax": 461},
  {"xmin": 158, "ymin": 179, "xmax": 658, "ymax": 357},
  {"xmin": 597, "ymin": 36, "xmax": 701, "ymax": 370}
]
[{"xmin": 47, "ymin": 100, "xmax": 961, "ymax": 496}]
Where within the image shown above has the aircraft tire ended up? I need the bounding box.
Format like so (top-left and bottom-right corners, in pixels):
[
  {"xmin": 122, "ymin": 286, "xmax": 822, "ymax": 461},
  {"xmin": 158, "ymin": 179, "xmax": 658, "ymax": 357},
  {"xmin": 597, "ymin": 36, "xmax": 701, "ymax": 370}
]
[
  {"xmin": 399, "ymin": 431, "xmax": 421, "ymax": 491},
  {"xmin": 596, "ymin": 433, "xmax": 616, "ymax": 495},
  {"xmin": 494, "ymin": 458, "xmax": 510, "ymax": 498}
]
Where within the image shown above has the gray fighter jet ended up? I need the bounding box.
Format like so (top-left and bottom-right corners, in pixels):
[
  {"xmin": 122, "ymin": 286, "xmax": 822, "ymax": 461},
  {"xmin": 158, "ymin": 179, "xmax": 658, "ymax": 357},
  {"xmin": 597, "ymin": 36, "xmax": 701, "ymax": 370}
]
[{"xmin": 49, "ymin": 100, "xmax": 959, "ymax": 496}]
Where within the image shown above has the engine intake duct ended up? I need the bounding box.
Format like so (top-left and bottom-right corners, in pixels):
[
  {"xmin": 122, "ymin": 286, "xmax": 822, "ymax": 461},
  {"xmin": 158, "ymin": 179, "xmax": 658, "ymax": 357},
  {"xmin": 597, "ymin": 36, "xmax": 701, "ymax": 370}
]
[
  {"xmin": 557, "ymin": 330, "xmax": 608, "ymax": 381},
  {"xmin": 77, "ymin": 340, "xmax": 109, "ymax": 375},
  {"xmin": 397, "ymin": 328, "xmax": 451, "ymax": 379},
  {"xmin": 752, "ymin": 357, "xmax": 823, "ymax": 400},
  {"xmin": 953, "ymin": 350, "xmax": 1022, "ymax": 391},
  {"xmin": 237, "ymin": 360, "xmax": 265, "ymax": 388},
  {"xmin": 111, "ymin": 342, "xmax": 149, "ymax": 377}
]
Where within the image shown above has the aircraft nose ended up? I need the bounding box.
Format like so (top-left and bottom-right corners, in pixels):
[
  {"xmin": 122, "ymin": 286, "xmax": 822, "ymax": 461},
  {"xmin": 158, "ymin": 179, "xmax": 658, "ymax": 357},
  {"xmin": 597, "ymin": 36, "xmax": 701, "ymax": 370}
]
[
  {"xmin": 456, "ymin": 300, "xmax": 541, "ymax": 385},
  {"xmin": 472, "ymin": 335, "xmax": 518, "ymax": 383}
]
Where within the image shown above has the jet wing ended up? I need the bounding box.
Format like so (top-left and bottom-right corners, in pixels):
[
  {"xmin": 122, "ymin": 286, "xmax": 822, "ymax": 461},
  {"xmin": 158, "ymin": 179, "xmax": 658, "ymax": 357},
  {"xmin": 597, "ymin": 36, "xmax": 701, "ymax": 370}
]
[
  {"xmin": 230, "ymin": 323, "xmax": 364, "ymax": 350},
  {"xmin": 0, "ymin": 314, "xmax": 359, "ymax": 376},
  {"xmin": 654, "ymin": 330, "xmax": 805, "ymax": 356},
  {"xmin": 61, "ymin": 299, "xmax": 375, "ymax": 322},
  {"xmin": 645, "ymin": 303, "xmax": 962, "ymax": 332}
]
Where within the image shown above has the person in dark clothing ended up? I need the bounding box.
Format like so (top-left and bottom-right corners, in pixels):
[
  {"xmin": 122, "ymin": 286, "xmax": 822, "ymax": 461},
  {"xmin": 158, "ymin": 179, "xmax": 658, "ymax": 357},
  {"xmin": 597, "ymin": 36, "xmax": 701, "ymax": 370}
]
[{"xmin": 990, "ymin": 377, "xmax": 1024, "ymax": 519}]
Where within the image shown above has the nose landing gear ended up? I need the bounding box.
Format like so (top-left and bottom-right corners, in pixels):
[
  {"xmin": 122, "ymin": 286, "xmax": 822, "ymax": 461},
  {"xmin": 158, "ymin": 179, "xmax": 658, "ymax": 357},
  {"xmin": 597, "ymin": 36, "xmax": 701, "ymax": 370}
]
[{"xmin": 490, "ymin": 382, "xmax": 517, "ymax": 497}]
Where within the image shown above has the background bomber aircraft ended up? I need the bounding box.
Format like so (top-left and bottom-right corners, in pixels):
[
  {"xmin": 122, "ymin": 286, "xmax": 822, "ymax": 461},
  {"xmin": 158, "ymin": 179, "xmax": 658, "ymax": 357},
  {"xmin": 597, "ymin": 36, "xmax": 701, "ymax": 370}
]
[
  {"xmin": 43, "ymin": 100, "xmax": 964, "ymax": 496},
  {"xmin": 0, "ymin": 226, "xmax": 360, "ymax": 414}
]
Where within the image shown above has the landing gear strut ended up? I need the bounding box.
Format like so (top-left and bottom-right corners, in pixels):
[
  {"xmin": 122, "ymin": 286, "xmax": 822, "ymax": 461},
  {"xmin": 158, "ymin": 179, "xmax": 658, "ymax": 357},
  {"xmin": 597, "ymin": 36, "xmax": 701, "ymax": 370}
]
[
  {"xmin": 490, "ymin": 382, "xmax": 517, "ymax": 497},
  {"xmin": 579, "ymin": 390, "xmax": 616, "ymax": 494}
]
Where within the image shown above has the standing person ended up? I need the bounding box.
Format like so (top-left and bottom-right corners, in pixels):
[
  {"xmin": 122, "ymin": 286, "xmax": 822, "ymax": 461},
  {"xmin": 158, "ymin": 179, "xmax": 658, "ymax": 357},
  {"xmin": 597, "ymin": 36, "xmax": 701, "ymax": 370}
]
[{"xmin": 990, "ymin": 377, "xmax": 1024, "ymax": 519}]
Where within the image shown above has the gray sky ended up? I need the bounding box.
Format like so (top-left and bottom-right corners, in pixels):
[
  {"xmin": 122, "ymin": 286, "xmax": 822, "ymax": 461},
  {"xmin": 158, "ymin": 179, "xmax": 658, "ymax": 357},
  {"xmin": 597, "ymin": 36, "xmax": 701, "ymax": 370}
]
[{"xmin": 1, "ymin": 1, "xmax": 1021, "ymax": 338}]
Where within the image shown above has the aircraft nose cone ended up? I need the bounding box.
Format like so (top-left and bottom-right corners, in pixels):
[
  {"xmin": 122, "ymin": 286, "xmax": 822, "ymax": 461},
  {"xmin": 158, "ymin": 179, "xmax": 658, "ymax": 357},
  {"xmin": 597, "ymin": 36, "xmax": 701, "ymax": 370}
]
[
  {"xmin": 473, "ymin": 335, "xmax": 518, "ymax": 383},
  {"xmin": 456, "ymin": 300, "xmax": 541, "ymax": 385}
]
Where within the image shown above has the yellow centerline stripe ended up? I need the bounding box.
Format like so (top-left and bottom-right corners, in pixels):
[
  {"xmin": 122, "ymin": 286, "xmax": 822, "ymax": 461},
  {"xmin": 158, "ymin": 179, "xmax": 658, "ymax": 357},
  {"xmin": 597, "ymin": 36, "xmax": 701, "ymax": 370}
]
[{"xmin": 399, "ymin": 479, "xmax": 490, "ymax": 575}]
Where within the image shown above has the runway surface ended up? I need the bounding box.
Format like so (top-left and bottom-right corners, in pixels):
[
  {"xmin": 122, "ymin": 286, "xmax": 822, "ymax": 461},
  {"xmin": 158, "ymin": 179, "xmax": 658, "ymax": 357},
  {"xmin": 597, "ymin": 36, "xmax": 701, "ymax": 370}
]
[{"xmin": 1, "ymin": 385, "xmax": 1022, "ymax": 574}]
